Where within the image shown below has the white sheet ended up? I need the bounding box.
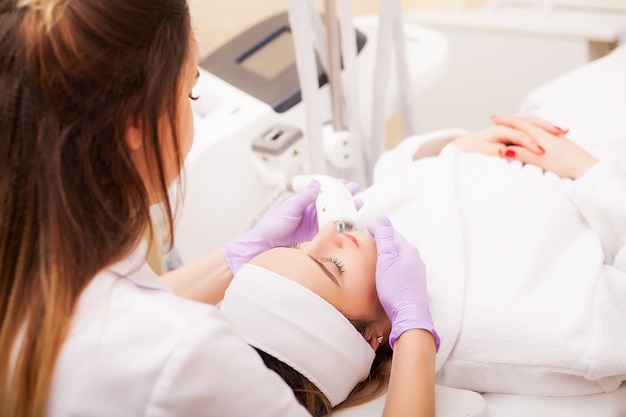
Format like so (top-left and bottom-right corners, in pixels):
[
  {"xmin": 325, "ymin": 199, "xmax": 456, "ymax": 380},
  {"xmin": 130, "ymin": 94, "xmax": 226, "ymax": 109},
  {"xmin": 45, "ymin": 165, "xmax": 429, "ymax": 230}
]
[
  {"xmin": 483, "ymin": 381, "xmax": 626, "ymax": 417},
  {"xmin": 332, "ymin": 385, "xmax": 487, "ymax": 417},
  {"xmin": 332, "ymin": 383, "xmax": 626, "ymax": 417}
]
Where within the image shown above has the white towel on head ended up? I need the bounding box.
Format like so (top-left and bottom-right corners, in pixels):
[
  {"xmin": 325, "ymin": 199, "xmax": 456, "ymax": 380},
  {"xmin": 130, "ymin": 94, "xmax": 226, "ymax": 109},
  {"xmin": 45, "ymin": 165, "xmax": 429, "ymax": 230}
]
[{"xmin": 220, "ymin": 264, "xmax": 375, "ymax": 407}]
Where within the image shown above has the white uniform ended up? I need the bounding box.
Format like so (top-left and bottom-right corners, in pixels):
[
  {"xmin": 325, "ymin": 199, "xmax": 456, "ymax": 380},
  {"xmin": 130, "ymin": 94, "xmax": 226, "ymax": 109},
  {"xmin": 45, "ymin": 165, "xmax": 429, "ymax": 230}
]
[{"xmin": 46, "ymin": 240, "xmax": 310, "ymax": 417}]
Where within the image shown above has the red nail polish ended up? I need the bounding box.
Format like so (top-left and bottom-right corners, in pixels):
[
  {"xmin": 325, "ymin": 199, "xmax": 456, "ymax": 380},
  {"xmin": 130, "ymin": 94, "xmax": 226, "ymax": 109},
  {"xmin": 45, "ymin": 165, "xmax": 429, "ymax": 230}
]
[{"xmin": 505, "ymin": 149, "xmax": 515, "ymax": 158}]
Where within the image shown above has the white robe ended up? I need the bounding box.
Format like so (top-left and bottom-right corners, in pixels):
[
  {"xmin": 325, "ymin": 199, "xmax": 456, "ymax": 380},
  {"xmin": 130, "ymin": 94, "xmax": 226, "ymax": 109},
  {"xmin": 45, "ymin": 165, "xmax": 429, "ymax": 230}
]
[{"xmin": 358, "ymin": 130, "xmax": 626, "ymax": 396}]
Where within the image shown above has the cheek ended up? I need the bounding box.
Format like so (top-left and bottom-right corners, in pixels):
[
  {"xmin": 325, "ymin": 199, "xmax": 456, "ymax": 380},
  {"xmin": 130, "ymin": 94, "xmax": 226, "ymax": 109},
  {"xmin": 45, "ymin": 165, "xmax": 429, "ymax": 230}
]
[
  {"xmin": 180, "ymin": 99, "xmax": 194, "ymax": 159},
  {"xmin": 354, "ymin": 255, "xmax": 377, "ymax": 297},
  {"xmin": 346, "ymin": 267, "xmax": 379, "ymax": 315}
]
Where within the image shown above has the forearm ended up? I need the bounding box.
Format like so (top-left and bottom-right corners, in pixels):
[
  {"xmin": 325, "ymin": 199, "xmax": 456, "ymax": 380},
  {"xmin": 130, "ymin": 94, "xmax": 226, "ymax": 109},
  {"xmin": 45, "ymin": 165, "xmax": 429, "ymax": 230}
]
[
  {"xmin": 161, "ymin": 248, "xmax": 233, "ymax": 305},
  {"xmin": 383, "ymin": 329, "xmax": 436, "ymax": 417}
]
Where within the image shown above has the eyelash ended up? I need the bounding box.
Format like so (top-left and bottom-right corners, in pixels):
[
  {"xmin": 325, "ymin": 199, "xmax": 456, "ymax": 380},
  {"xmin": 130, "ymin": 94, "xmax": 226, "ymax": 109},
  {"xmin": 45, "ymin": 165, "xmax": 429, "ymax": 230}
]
[
  {"xmin": 326, "ymin": 257, "xmax": 346, "ymax": 274},
  {"xmin": 189, "ymin": 94, "xmax": 199, "ymax": 101},
  {"xmin": 287, "ymin": 243, "xmax": 345, "ymax": 274}
]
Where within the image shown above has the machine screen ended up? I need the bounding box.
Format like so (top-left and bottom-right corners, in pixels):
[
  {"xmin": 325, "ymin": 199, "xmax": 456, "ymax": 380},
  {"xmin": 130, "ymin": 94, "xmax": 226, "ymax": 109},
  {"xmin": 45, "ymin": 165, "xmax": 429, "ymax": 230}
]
[{"xmin": 239, "ymin": 30, "xmax": 295, "ymax": 79}]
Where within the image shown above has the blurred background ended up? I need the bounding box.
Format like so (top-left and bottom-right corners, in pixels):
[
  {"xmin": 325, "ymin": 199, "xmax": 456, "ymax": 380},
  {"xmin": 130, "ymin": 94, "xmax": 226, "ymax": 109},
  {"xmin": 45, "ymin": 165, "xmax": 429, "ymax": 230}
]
[
  {"xmin": 170, "ymin": 0, "xmax": 626, "ymax": 264},
  {"xmin": 187, "ymin": 0, "xmax": 626, "ymax": 138},
  {"xmin": 188, "ymin": 0, "xmax": 484, "ymax": 57}
]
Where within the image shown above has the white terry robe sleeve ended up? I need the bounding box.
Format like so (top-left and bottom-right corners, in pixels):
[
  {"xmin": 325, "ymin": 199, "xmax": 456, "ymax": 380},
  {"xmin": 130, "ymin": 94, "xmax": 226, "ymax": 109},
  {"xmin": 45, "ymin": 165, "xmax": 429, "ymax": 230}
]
[
  {"xmin": 565, "ymin": 160, "xmax": 626, "ymax": 384},
  {"xmin": 567, "ymin": 160, "xmax": 626, "ymax": 268},
  {"xmin": 373, "ymin": 128, "xmax": 468, "ymax": 183}
]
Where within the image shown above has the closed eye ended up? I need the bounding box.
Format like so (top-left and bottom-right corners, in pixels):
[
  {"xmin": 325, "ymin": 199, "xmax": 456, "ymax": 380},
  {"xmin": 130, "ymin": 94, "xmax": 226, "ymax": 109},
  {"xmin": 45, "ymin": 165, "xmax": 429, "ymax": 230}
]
[
  {"xmin": 323, "ymin": 256, "xmax": 345, "ymax": 273},
  {"xmin": 287, "ymin": 243, "xmax": 339, "ymax": 285},
  {"xmin": 306, "ymin": 255, "xmax": 339, "ymax": 286}
]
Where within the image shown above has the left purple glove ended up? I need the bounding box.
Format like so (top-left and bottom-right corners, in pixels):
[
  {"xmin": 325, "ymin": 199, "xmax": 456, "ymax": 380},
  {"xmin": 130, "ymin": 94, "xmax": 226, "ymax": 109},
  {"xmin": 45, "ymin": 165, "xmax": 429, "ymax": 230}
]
[
  {"xmin": 371, "ymin": 217, "xmax": 440, "ymax": 351},
  {"xmin": 224, "ymin": 180, "xmax": 321, "ymax": 275}
]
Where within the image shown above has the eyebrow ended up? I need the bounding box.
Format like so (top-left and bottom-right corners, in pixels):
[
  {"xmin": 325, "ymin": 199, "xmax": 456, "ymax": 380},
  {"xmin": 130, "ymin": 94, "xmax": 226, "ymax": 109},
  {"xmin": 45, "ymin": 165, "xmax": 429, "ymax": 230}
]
[{"xmin": 306, "ymin": 254, "xmax": 339, "ymax": 286}]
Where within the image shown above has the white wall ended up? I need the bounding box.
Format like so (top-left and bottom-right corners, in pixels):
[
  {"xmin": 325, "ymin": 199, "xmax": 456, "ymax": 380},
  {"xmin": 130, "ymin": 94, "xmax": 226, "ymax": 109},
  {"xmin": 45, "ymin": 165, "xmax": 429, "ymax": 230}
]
[
  {"xmin": 188, "ymin": 0, "xmax": 486, "ymax": 57},
  {"xmin": 188, "ymin": 1, "xmax": 619, "ymax": 143},
  {"xmin": 406, "ymin": 7, "xmax": 623, "ymax": 132},
  {"xmin": 410, "ymin": 28, "xmax": 590, "ymax": 132}
]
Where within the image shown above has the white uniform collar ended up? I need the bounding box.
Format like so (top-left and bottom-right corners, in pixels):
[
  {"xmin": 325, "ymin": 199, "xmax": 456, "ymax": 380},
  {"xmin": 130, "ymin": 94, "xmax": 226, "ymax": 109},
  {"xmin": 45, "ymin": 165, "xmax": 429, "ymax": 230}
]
[{"xmin": 107, "ymin": 239, "xmax": 171, "ymax": 292}]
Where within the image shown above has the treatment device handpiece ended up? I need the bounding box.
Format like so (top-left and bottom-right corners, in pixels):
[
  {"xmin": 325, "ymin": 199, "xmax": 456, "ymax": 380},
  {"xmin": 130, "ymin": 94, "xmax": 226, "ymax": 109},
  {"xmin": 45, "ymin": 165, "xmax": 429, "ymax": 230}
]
[{"xmin": 290, "ymin": 175, "xmax": 359, "ymax": 233}]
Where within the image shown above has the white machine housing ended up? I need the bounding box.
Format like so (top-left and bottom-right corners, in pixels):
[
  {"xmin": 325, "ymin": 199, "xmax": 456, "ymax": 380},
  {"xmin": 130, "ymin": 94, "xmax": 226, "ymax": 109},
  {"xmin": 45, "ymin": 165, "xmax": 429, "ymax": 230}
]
[{"xmin": 174, "ymin": 16, "xmax": 447, "ymax": 263}]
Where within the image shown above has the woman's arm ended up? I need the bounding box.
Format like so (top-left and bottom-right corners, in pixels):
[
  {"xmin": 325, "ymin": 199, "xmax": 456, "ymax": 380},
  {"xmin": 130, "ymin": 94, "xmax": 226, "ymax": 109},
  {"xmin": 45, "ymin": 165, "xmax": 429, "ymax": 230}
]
[
  {"xmin": 162, "ymin": 181, "xmax": 323, "ymax": 304},
  {"xmin": 384, "ymin": 329, "xmax": 436, "ymax": 417},
  {"xmin": 161, "ymin": 248, "xmax": 232, "ymax": 305},
  {"xmin": 371, "ymin": 218, "xmax": 439, "ymax": 417}
]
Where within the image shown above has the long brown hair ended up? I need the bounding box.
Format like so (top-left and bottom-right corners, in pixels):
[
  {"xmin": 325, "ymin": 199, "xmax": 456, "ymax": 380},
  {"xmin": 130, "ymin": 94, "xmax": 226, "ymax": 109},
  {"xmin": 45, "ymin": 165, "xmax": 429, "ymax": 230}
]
[
  {"xmin": 255, "ymin": 342, "xmax": 393, "ymax": 417},
  {"xmin": 0, "ymin": 0, "xmax": 192, "ymax": 415}
]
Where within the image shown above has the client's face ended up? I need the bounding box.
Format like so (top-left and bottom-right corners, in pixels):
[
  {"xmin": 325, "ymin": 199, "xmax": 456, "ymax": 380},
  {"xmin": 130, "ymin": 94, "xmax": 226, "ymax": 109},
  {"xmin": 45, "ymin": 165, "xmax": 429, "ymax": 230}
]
[{"xmin": 249, "ymin": 223, "xmax": 391, "ymax": 350}]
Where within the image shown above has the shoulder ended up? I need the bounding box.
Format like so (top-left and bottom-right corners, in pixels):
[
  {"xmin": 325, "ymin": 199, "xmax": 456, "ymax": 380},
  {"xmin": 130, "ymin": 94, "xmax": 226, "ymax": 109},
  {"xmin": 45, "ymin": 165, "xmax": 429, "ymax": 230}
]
[
  {"xmin": 49, "ymin": 258, "xmax": 309, "ymax": 417},
  {"xmin": 145, "ymin": 310, "xmax": 311, "ymax": 417},
  {"xmin": 48, "ymin": 258, "xmax": 233, "ymax": 414}
]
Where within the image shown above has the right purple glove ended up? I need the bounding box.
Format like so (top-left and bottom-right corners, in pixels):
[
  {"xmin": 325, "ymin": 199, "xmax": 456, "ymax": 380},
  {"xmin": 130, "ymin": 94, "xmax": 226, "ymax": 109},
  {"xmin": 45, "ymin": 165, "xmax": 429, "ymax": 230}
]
[
  {"xmin": 371, "ymin": 217, "xmax": 440, "ymax": 351},
  {"xmin": 223, "ymin": 181, "xmax": 320, "ymax": 275},
  {"xmin": 224, "ymin": 179, "xmax": 362, "ymax": 275}
]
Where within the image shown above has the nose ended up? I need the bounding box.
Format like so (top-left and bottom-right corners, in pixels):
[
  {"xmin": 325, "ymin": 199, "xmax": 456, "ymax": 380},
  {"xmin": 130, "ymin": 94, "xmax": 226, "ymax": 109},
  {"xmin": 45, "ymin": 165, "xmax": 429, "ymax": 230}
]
[{"xmin": 309, "ymin": 222, "xmax": 344, "ymax": 249}]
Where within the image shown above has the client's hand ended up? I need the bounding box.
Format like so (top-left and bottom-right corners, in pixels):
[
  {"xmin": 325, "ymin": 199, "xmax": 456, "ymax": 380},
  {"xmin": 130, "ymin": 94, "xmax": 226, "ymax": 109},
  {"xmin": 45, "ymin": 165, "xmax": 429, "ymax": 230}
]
[
  {"xmin": 451, "ymin": 114, "xmax": 567, "ymax": 157},
  {"xmin": 371, "ymin": 218, "xmax": 440, "ymax": 351},
  {"xmin": 492, "ymin": 115, "xmax": 599, "ymax": 179},
  {"xmin": 224, "ymin": 180, "xmax": 360, "ymax": 274},
  {"xmin": 452, "ymin": 123, "xmax": 548, "ymax": 158}
]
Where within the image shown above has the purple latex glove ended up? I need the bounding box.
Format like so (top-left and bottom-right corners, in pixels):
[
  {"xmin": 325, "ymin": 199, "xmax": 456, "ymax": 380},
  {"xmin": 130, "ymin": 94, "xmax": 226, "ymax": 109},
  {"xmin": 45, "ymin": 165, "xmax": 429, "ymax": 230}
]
[
  {"xmin": 225, "ymin": 179, "xmax": 361, "ymax": 274},
  {"xmin": 371, "ymin": 217, "xmax": 440, "ymax": 351},
  {"xmin": 224, "ymin": 180, "xmax": 320, "ymax": 274}
]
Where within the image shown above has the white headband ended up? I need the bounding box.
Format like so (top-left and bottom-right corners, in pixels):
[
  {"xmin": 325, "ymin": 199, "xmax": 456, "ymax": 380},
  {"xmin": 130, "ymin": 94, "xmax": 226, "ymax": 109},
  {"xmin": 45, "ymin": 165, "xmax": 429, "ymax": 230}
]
[{"xmin": 220, "ymin": 263, "xmax": 375, "ymax": 407}]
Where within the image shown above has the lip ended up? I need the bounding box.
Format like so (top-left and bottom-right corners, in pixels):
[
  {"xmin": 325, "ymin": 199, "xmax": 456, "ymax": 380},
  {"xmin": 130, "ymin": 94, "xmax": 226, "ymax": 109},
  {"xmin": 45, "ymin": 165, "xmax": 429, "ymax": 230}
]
[{"xmin": 344, "ymin": 234, "xmax": 360, "ymax": 248}]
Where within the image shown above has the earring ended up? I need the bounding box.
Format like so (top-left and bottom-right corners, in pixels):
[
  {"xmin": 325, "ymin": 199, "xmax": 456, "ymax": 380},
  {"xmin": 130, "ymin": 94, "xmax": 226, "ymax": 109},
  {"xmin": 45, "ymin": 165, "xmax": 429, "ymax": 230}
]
[{"xmin": 376, "ymin": 336, "xmax": 383, "ymax": 344}]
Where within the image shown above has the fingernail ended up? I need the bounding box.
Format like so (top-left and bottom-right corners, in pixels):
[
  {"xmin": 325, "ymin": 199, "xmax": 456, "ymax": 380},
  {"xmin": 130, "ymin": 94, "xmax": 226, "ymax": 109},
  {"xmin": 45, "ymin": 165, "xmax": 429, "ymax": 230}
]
[
  {"xmin": 505, "ymin": 149, "xmax": 515, "ymax": 158},
  {"xmin": 536, "ymin": 145, "xmax": 545, "ymax": 153},
  {"xmin": 555, "ymin": 126, "xmax": 569, "ymax": 134}
]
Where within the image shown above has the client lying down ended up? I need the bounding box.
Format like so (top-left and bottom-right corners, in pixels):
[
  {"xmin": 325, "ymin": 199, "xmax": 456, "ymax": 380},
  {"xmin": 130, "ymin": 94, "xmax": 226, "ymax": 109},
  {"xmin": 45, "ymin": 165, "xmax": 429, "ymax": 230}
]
[{"xmin": 220, "ymin": 115, "xmax": 626, "ymax": 415}]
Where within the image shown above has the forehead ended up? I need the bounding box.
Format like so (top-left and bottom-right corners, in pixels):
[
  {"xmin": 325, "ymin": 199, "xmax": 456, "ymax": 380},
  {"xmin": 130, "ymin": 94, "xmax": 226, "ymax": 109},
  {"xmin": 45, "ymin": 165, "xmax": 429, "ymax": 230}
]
[{"xmin": 249, "ymin": 247, "xmax": 340, "ymax": 303}]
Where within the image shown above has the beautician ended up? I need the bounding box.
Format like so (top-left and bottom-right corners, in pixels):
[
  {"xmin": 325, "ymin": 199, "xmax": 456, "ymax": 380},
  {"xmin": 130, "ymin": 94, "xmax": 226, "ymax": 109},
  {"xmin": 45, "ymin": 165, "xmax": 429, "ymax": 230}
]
[{"xmin": 0, "ymin": 0, "xmax": 437, "ymax": 416}]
